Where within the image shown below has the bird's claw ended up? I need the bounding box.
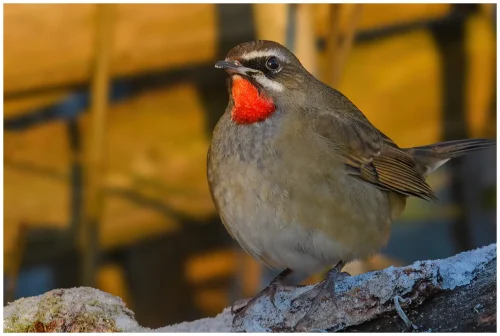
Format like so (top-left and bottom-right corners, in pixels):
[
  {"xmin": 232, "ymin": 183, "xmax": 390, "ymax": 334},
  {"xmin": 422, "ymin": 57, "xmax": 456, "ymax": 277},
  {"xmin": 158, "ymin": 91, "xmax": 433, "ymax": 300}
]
[
  {"xmin": 232, "ymin": 281, "xmax": 280, "ymax": 317},
  {"xmin": 291, "ymin": 265, "xmax": 350, "ymax": 331},
  {"xmin": 231, "ymin": 281, "xmax": 283, "ymax": 330}
]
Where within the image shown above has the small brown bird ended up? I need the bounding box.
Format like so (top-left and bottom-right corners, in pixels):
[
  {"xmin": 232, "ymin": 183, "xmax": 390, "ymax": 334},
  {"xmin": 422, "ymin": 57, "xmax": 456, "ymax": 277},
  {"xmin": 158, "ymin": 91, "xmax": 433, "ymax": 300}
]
[{"xmin": 207, "ymin": 40, "xmax": 494, "ymax": 328}]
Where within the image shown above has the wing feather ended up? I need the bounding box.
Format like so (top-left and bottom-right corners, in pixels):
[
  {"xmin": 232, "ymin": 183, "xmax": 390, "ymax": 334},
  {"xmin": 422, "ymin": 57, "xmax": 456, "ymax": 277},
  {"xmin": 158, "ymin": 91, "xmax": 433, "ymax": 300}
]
[{"xmin": 311, "ymin": 108, "xmax": 437, "ymax": 201}]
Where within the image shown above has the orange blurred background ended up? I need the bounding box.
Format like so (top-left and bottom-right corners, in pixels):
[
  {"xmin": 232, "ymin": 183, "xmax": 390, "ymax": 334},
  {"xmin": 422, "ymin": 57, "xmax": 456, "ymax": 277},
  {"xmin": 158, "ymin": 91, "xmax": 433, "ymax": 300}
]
[{"xmin": 4, "ymin": 3, "xmax": 496, "ymax": 328}]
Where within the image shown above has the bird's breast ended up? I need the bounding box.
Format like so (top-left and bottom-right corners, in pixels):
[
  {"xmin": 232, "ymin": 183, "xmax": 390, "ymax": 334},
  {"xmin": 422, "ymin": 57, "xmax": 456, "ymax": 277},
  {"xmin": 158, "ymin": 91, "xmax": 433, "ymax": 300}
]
[{"xmin": 207, "ymin": 111, "xmax": 393, "ymax": 272}]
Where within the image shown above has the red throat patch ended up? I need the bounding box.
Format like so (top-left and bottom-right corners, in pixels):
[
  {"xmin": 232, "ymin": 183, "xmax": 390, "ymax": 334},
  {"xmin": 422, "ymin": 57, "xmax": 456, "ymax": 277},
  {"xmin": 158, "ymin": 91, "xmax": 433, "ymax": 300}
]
[{"xmin": 230, "ymin": 76, "xmax": 276, "ymax": 124}]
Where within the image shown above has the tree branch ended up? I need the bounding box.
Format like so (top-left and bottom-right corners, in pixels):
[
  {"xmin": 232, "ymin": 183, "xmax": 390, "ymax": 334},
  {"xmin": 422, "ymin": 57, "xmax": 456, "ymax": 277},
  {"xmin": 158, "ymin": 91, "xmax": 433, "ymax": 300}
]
[{"xmin": 3, "ymin": 244, "xmax": 496, "ymax": 332}]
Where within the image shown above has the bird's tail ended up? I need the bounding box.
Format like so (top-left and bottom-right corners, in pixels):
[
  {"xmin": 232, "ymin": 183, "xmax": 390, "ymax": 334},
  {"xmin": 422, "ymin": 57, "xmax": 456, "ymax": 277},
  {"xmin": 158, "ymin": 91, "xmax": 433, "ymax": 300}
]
[{"xmin": 404, "ymin": 138, "xmax": 495, "ymax": 176}]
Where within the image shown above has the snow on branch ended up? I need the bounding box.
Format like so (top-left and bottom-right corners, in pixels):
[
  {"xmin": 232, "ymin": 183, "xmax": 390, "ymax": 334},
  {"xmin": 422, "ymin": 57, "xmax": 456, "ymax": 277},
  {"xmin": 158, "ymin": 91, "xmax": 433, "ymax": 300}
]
[{"xmin": 3, "ymin": 244, "xmax": 496, "ymax": 332}]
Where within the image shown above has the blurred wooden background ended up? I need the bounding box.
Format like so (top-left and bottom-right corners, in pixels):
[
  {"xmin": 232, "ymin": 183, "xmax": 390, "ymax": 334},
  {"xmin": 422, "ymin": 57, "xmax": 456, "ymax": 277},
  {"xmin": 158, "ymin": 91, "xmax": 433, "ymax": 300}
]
[{"xmin": 4, "ymin": 3, "xmax": 496, "ymax": 328}]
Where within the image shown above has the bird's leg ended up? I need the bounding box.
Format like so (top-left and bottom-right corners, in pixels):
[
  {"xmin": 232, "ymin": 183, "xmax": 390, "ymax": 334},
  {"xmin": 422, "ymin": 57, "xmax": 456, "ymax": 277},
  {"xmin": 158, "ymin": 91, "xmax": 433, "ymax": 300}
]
[
  {"xmin": 291, "ymin": 261, "xmax": 348, "ymax": 306},
  {"xmin": 292, "ymin": 261, "xmax": 349, "ymax": 331},
  {"xmin": 331, "ymin": 260, "xmax": 350, "ymax": 281},
  {"xmin": 232, "ymin": 268, "xmax": 293, "ymax": 316}
]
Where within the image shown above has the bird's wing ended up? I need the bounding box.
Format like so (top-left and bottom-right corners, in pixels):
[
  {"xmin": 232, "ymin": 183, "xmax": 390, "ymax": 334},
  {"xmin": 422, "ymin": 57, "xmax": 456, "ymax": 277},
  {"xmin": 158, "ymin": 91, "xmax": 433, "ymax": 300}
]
[{"xmin": 311, "ymin": 109, "xmax": 437, "ymax": 201}]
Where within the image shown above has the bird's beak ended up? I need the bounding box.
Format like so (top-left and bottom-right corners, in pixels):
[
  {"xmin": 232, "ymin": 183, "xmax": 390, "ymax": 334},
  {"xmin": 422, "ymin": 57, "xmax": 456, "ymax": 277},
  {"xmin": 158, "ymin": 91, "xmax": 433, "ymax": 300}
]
[{"xmin": 215, "ymin": 60, "xmax": 255, "ymax": 76}]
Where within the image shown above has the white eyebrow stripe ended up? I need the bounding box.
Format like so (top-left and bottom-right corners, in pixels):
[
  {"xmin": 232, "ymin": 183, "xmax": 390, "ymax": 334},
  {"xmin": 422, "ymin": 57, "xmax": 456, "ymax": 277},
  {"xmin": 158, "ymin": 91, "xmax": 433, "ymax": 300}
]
[{"xmin": 239, "ymin": 50, "xmax": 287, "ymax": 62}]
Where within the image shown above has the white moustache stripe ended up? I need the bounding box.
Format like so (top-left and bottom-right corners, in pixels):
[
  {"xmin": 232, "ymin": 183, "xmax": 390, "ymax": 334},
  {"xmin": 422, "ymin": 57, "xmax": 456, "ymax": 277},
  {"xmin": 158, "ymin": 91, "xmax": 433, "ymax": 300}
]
[
  {"xmin": 239, "ymin": 50, "xmax": 286, "ymax": 62},
  {"xmin": 254, "ymin": 74, "xmax": 284, "ymax": 92}
]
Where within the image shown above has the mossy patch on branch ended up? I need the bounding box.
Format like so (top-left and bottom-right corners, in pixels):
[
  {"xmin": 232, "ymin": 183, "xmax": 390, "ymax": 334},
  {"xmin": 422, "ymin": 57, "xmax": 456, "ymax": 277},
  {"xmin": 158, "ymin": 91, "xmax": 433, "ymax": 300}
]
[{"xmin": 3, "ymin": 287, "xmax": 143, "ymax": 333}]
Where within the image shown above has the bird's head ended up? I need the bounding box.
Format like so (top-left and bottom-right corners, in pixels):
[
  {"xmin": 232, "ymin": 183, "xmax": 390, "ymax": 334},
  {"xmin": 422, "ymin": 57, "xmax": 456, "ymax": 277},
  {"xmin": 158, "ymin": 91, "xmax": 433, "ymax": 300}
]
[{"xmin": 215, "ymin": 40, "xmax": 311, "ymax": 125}]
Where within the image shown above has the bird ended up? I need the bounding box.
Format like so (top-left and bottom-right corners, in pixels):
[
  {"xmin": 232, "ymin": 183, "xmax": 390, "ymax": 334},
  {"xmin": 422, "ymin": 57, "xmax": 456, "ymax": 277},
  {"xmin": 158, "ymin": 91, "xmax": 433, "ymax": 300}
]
[{"xmin": 207, "ymin": 40, "xmax": 495, "ymax": 329}]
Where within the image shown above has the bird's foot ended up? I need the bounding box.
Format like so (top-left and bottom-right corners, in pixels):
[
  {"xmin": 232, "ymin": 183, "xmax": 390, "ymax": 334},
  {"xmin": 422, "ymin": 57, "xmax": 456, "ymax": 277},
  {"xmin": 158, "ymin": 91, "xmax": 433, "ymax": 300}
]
[
  {"xmin": 291, "ymin": 277, "xmax": 334, "ymax": 331},
  {"xmin": 291, "ymin": 262, "xmax": 349, "ymax": 331},
  {"xmin": 232, "ymin": 280, "xmax": 280, "ymax": 316},
  {"xmin": 291, "ymin": 265, "xmax": 349, "ymax": 309},
  {"xmin": 232, "ymin": 269, "xmax": 292, "ymax": 329}
]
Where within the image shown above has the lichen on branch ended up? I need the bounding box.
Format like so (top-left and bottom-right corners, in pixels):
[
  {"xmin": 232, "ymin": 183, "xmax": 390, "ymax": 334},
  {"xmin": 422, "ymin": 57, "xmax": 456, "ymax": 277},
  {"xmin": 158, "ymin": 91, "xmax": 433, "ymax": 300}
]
[{"xmin": 3, "ymin": 244, "xmax": 496, "ymax": 333}]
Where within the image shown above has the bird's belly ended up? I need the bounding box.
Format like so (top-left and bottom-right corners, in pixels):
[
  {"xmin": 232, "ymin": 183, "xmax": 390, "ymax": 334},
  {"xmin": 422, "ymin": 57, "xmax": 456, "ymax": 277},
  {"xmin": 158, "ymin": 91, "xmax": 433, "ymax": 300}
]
[
  {"xmin": 210, "ymin": 161, "xmax": 392, "ymax": 275},
  {"xmin": 233, "ymin": 212, "xmax": 356, "ymax": 275}
]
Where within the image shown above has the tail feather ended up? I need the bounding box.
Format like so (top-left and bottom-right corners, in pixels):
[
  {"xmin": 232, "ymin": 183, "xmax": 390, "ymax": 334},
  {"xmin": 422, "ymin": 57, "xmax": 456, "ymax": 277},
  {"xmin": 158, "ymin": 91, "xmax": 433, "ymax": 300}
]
[{"xmin": 404, "ymin": 138, "xmax": 495, "ymax": 176}]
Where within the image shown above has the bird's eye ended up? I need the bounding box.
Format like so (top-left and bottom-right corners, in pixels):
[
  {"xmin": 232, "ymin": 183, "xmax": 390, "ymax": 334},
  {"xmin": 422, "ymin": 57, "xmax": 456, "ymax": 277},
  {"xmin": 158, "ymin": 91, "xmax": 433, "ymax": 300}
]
[{"xmin": 265, "ymin": 56, "xmax": 280, "ymax": 71}]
